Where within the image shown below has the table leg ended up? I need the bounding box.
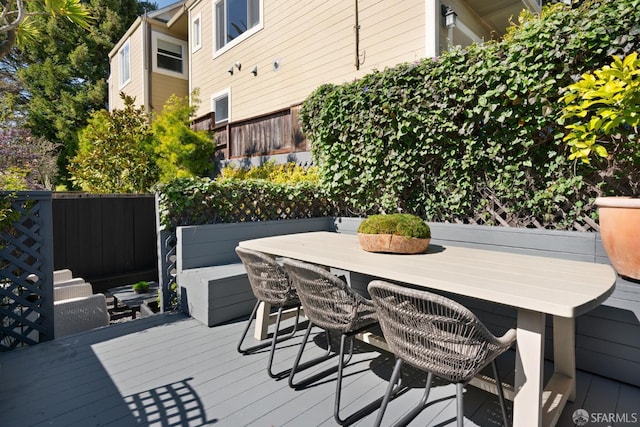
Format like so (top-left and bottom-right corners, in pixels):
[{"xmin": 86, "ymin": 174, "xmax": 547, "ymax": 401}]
[
  {"xmin": 553, "ymin": 315, "xmax": 576, "ymax": 401},
  {"xmin": 514, "ymin": 309, "xmax": 545, "ymax": 427},
  {"xmin": 254, "ymin": 301, "xmax": 271, "ymax": 340}
]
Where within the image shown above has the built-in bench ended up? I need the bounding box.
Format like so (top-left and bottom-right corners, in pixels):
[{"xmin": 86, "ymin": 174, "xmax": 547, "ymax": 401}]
[
  {"xmin": 176, "ymin": 217, "xmax": 334, "ymax": 327},
  {"xmin": 336, "ymin": 217, "xmax": 640, "ymax": 388},
  {"xmin": 174, "ymin": 215, "xmax": 640, "ymax": 387}
]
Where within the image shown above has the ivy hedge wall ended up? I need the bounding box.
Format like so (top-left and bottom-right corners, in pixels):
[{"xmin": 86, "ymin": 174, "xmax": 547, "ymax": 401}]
[{"xmin": 301, "ymin": 0, "xmax": 640, "ymax": 229}]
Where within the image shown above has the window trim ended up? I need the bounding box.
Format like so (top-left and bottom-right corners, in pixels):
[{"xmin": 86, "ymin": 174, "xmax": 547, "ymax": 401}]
[
  {"xmin": 118, "ymin": 39, "xmax": 131, "ymax": 89},
  {"xmin": 211, "ymin": 89, "xmax": 231, "ymax": 124},
  {"xmin": 192, "ymin": 13, "xmax": 202, "ymax": 53},
  {"xmin": 212, "ymin": 0, "xmax": 263, "ymax": 59},
  {"xmin": 151, "ymin": 31, "xmax": 188, "ymax": 79}
]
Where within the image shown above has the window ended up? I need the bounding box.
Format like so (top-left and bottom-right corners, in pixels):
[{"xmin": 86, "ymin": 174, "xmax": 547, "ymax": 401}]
[
  {"xmin": 152, "ymin": 31, "xmax": 188, "ymax": 79},
  {"xmin": 215, "ymin": 0, "xmax": 261, "ymax": 52},
  {"xmin": 118, "ymin": 40, "xmax": 130, "ymax": 88},
  {"xmin": 192, "ymin": 14, "xmax": 202, "ymax": 52},
  {"xmin": 212, "ymin": 90, "xmax": 230, "ymax": 124},
  {"xmin": 158, "ymin": 39, "xmax": 183, "ymax": 73}
]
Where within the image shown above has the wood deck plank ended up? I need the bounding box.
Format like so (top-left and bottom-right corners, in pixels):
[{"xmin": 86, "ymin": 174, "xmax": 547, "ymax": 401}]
[{"xmin": 1, "ymin": 312, "xmax": 638, "ymax": 427}]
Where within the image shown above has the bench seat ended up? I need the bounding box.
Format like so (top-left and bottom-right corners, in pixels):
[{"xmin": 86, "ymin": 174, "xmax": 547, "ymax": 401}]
[{"xmin": 179, "ymin": 264, "xmax": 254, "ymax": 327}]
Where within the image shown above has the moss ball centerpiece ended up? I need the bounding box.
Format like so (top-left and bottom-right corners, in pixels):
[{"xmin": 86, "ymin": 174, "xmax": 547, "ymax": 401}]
[{"xmin": 357, "ymin": 213, "xmax": 431, "ymax": 254}]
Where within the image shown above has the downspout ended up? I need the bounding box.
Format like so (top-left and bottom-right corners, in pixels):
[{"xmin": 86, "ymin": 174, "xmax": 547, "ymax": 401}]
[
  {"xmin": 142, "ymin": 12, "xmax": 153, "ymax": 115},
  {"xmin": 354, "ymin": 0, "xmax": 360, "ymax": 70}
]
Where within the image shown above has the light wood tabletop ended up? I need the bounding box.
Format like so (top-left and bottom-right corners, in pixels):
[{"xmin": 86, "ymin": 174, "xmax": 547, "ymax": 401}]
[{"xmin": 239, "ymin": 231, "xmax": 615, "ymax": 317}]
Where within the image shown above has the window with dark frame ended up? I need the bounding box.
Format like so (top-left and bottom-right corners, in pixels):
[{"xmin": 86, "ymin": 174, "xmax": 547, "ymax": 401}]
[{"xmin": 157, "ymin": 39, "xmax": 183, "ymax": 73}]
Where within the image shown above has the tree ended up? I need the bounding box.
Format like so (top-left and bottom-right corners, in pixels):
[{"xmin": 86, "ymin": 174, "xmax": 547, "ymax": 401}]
[
  {"xmin": 67, "ymin": 94, "xmax": 158, "ymax": 193},
  {"xmin": 152, "ymin": 92, "xmax": 216, "ymax": 182},
  {"xmin": 0, "ymin": 0, "xmax": 91, "ymax": 60},
  {"xmin": 15, "ymin": 0, "xmax": 148, "ymax": 186},
  {"xmin": 0, "ymin": 127, "xmax": 59, "ymax": 189},
  {"xmin": 0, "ymin": 50, "xmax": 28, "ymax": 126}
]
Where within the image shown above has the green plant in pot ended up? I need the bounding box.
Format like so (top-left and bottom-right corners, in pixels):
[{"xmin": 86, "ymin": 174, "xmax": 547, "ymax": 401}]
[
  {"xmin": 559, "ymin": 52, "xmax": 640, "ymax": 281},
  {"xmin": 132, "ymin": 280, "xmax": 150, "ymax": 294},
  {"xmin": 357, "ymin": 213, "xmax": 431, "ymax": 254}
]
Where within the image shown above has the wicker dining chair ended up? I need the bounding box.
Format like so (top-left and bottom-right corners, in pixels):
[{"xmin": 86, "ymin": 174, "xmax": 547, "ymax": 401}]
[
  {"xmin": 368, "ymin": 280, "xmax": 516, "ymax": 427},
  {"xmin": 235, "ymin": 247, "xmax": 302, "ymax": 379},
  {"xmin": 282, "ymin": 258, "xmax": 380, "ymax": 425}
]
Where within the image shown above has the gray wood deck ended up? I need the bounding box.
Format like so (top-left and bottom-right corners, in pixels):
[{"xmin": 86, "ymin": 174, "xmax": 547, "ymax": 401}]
[{"xmin": 1, "ymin": 313, "xmax": 638, "ymax": 426}]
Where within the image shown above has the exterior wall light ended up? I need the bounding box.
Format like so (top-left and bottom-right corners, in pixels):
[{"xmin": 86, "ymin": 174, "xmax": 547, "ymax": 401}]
[{"xmin": 441, "ymin": 5, "xmax": 457, "ymax": 28}]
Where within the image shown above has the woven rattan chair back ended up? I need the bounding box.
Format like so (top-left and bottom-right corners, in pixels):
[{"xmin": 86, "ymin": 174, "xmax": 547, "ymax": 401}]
[
  {"xmin": 368, "ymin": 280, "xmax": 515, "ymax": 384},
  {"xmin": 283, "ymin": 258, "xmax": 380, "ymax": 425},
  {"xmin": 235, "ymin": 247, "xmax": 298, "ymax": 307},
  {"xmin": 282, "ymin": 258, "xmax": 377, "ymax": 333}
]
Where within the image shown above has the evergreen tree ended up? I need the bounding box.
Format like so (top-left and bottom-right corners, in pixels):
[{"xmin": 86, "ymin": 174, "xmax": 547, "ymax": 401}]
[{"xmin": 16, "ymin": 0, "xmax": 151, "ymax": 187}]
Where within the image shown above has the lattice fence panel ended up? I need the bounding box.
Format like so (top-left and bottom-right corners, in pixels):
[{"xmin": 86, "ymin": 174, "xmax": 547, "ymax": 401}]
[
  {"xmin": 1, "ymin": 191, "xmax": 54, "ymax": 350},
  {"xmin": 450, "ymin": 190, "xmax": 599, "ymax": 232}
]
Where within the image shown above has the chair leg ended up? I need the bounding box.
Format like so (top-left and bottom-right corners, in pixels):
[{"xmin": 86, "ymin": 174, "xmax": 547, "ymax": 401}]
[
  {"xmin": 288, "ymin": 322, "xmax": 334, "ymax": 388},
  {"xmin": 492, "ymin": 360, "xmax": 510, "ymax": 427},
  {"xmin": 237, "ymin": 300, "xmax": 262, "ymax": 353},
  {"xmin": 392, "ymin": 370, "xmax": 434, "ymax": 427},
  {"xmin": 267, "ymin": 306, "xmax": 293, "ymax": 379},
  {"xmin": 374, "ymin": 358, "xmax": 403, "ymax": 427},
  {"xmin": 456, "ymin": 383, "xmax": 464, "ymax": 427},
  {"xmin": 237, "ymin": 301, "xmax": 300, "ymax": 354},
  {"xmin": 334, "ymin": 333, "xmax": 349, "ymax": 424},
  {"xmin": 334, "ymin": 333, "xmax": 403, "ymax": 426}
]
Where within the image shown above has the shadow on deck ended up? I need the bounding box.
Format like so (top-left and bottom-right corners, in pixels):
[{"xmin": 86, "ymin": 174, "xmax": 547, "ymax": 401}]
[{"xmin": 1, "ymin": 313, "xmax": 638, "ymax": 426}]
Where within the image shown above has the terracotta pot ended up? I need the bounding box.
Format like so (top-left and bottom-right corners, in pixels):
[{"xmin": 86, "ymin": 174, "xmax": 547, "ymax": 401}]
[
  {"xmin": 595, "ymin": 197, "xmax": 640, "ymax": 281},
  {"xmin": 357, "ymin": 233, "xmax": 430, "ymax": 254}
]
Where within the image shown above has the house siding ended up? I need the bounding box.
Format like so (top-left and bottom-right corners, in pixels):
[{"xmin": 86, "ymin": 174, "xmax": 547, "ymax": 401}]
[
  {"xmin": 152, "ymin": 73, "xmax": 189, "ymax": 112},
  {"xmin": 109, "ymin": 10, "xmax": 189, "ymax": 113},
  {"xmin": 190, "ymin": 0, "xmax": 428, "ymax": 122},
  {"xmin": 109, "ymin": 27, "xmax": 145, "ymax": 111}
]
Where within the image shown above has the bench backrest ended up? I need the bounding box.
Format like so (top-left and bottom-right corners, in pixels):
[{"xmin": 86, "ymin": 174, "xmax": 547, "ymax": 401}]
[
  {"xmin": 176, "ymin": 217, "xmax": 335, "ymax": 271},
  {"xmin": 334, "ymin": 217, "xmax": 609, "ymax": 264}
]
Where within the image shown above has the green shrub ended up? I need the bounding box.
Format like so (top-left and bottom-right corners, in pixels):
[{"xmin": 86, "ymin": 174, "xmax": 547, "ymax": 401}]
[
  {"xmin": 152, "ymin": 92, "xmax": 215, "ymax": 182},
  {"xmin": 132, "ymin": 281, "xmax": 150, "ymax": 292},
  {"xmin": 155, "ymin": 177, "xmax": 335, "ymax": 230},
  {"xmin": 559, "ymin": 52, "xmax": 640, "ymax": 196},
  {"xmin": 301, "ymin": 0, "xmax": 640, "ymax": 229},
  {"xmin": 68, "ymin": 94, "xmax": 158, "ymax": 193},
  {"xmin": 218, "ymin": 160, "xmax": 319, "ymax": 184},
  {"xmin": 358, "ymin": 213, "xmax": 430, "ymax": 239}
]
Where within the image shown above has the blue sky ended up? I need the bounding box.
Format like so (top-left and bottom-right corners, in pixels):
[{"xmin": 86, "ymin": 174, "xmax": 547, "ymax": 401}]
[{"xmin": 153, "ymin": 0, "xmax": 179, "ymax": 9}]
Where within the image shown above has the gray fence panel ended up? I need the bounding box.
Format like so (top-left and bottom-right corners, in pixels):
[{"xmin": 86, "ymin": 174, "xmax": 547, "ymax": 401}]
[{"xmin": 52, "ymin": 193, "xmax": 158, "ymax": 293}]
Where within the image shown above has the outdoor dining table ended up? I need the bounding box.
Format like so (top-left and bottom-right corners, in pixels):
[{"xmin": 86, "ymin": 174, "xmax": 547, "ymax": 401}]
[{"xmin": 238, "ymin": 231, "xmax": 616, "ymax": 427}]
